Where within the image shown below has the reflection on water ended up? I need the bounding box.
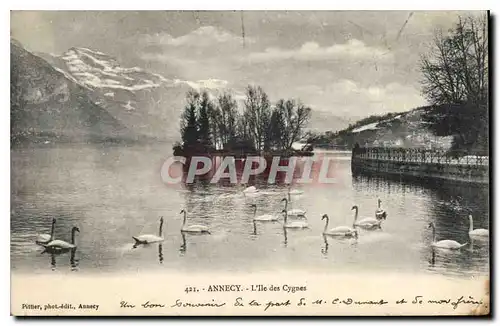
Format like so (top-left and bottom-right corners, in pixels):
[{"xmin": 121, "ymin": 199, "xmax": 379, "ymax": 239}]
[
  {"xmin": 11, "ymin": 145, "xmax": 489, "ymax": 279},
  {"xmin": 43, "ymin": 248, "xmax": 79, "ymax": 272},
  {"xmin": 179, "ymin": 233, "xmax": 186, "ymax": 255},
  {"xmin": 131, "ymin": 242, "xmax": 164, "ymax": 265},
  {"xmin": 158, "ymin": 244, "xmax": 163, "ymax": 264},
  {"xmin": 322, "ymin": 235, "xmax": 329, "ymax": 256}
]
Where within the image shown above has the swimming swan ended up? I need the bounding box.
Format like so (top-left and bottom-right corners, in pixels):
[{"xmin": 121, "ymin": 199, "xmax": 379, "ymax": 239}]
[
  {"xmin": 42, "ymin": 226, "xmax": 80, "ymax": 252},
  {"xmin": 468, "ymin": 215, "xmax": 489, "ymax": 238},
  {"xmin": 36, "ymin": 217, "xmax": 57, "ymax": 245},
  {"xmin": 250, "ymin": 204, "xmax": 280, "ymax": 222},
  {"xmin": 428, "ymin": 222, "xmax": 468, "ymax": 250},
  {"xmin": 375, "ymin": 199, "xmax": 387, "ymax": 220},
  {"xmin": 133, "ymin": 216, "xmax": 165, "ymax": 245},
  {"xmin": 243, "ymin": 185, "xmax": 258, "ymax": 194},
  {"xmin": 288, "ymin": 186, "xmax": 304, "ymax": 196},
  {"xmin": 282, "ymin": 210, "xmax": 309, "ymax": 229},
  {"xmin": 352, "ymin": 205, "xmax": 382, "ymax": 230},
  {"xmin": 321, "ymin": 214, "xmax": 358, "ymax": 238},
  {"xmin": 180, "ymin": 209, "xmax": 210, "ymax": 234},
  {"xmin": 281, "ymin": 198, "xmax": 307, "ymax": 217}
]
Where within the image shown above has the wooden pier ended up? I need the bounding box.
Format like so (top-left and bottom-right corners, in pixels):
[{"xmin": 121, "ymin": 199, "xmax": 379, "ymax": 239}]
[{"xmin": 351, "ymin": 147, "xmax": 489, "ymax": 184}]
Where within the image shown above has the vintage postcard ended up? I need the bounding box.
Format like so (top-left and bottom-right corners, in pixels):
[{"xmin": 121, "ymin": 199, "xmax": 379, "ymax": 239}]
[{"xmin": 10, "ymin": 10, "xmax": 490, "ymax": 316}]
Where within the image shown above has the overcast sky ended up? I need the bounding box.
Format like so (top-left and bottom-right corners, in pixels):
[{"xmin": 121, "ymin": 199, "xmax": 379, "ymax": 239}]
[{"xmin": 11, "ymin": 11, "xmax": 484, "ymax": 118}]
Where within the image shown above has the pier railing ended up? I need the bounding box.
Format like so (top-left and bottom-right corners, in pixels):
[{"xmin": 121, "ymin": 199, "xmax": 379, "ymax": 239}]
[{"xmin": 352, "ymin": 147, "xmax": 489, "ymax": 166}]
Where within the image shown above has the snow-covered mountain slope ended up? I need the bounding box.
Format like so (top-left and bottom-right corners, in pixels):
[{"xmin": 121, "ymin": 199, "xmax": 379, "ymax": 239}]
[
  {"xmin": 326, "ymin": 107, "xmax": 454, "ymax": 150},
  {"xmin": 11, "ymin": 40, "xmax": 133, "ymax": 145},
  {"xmin": 60, "ymin": 47, "xmax": 168, "ymax": 92},
  {"xmin": 39, "ymin": 47, "xmax": 228, "ymax": 140}
]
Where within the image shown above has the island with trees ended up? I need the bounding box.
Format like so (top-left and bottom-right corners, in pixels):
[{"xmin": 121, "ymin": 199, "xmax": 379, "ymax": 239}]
[{"xmin": 173, "ymin": 85, "xmax": 313, "ymax": 159}]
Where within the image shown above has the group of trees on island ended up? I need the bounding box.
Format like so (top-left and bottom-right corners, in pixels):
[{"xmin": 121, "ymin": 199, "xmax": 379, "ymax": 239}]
[{"xmin": 175, "ymin": 85, "xmax": 312, "ymax": 155}]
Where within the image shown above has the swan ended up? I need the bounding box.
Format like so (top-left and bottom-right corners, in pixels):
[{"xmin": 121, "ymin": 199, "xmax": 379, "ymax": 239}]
[
  {"xmin": 428, "ymin": 222, "xmax": 468, "ymax": 250},
  {"xmin": 288, "ymin": 186, "xmax": 304, "ymax": 196},
  {"xmin": 250, "ymin": 204, "xmax": 280, "ymax": 222},
  {"xmin": 375, "ymin": 199, "xmax": 387, "ymax": 220},
  {"xmin": 281, "ymin": 198, "xmax": 307, "ymax": 217},
  {"xmin": 133, "ymin": 216, "xmax": 164, "ymax": 245},
  {"xmin": 180, "ymin": 209, "xmax": 210, "ymax": 234},
  {"xmin": 321, "ymin": 214, "xmax": 358, "ymax": 238},
  {"xmin": 282, "ymin": 209, "xmax": 309, "ymax": 229},
  {"xmin": 468, "ymin": 215, "xmax": 489, "ymax": 238},
  {"xmin": 352, "ymin": 205, "xmax": 382, "ymax": 230},
  {"xmin": 243, "ymin": 185, "xmax": 258, "ymax": 193},
  {"xmin": 42, "ymin": 226, "xmax": 80, "ymax": 252},
  {"xmin": 36, "ymin": 217, "xmax": 57, "ymax": 245}
]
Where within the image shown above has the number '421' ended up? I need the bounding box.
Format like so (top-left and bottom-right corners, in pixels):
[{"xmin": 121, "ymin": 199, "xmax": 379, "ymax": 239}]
[{"xmin": 185, "ymin": 286, "xmax": 199, "ymax": 293}]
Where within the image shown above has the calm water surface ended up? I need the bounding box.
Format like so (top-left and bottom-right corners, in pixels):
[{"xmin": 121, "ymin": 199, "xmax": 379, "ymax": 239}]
[{"xmin": 11, "ymin": 145, "xmax": 490, "ymax": 277}]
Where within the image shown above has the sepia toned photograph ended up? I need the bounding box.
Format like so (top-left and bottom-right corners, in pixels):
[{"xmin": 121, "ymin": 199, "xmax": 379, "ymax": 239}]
[{"xmin": 10, "ymin": 9, "xmax": 490, "ymax": 316}]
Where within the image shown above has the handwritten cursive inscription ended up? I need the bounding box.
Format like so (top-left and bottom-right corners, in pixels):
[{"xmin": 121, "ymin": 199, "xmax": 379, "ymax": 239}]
[
  {"xmin": 120, "ymin": 301, "xmax": 135, "ymax": 308},
  {"xmin": 141, "ymin": 301, "xmax": 165, "ymax": 308},
  {"xmin": 171, "ymin": 299, "xmax": 226, "ymax": 308},
  {"xmin": 115, "ymin": 294, "xmax": 483, "ymax": 312}
]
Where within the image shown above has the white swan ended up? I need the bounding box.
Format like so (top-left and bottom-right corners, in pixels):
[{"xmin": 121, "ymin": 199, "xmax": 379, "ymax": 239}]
[
  {"xmin": 281, "ymin": 198, "xmax": 307, "ymax": 216},
  {"xmin": 288, "ymin": 186, "xmax": 304, "ymax": 196},
  {"xmin": 36, "ymin": 217, "xmax": 57, "ymax": 245},
  {"xmin": 42, "ymin": 226, "xmax": 80, "ymax": 252},
  {"xmin": 375, "ymin": 199, "xmax": 387, "ymax": 220},
  {"xmin": 250, "ymin": 204, "xmax": 280, "ymax": 222},
  {"xmin": 352, "ymin": 205, "xmax": 382, "ymax": 230},
  {"xmin": 133, "ymin": 216, "xmax": 164, "ymax": 245},
  {"xmin": 428, "ymin": 222, "xmax": 468, "ymax": 250},
  {"xmin": 468, "ymin": 215, "xmax": 489, "ymax": 238},
  {"xmin": 321, "ymin": 214, "xmax": 358, "ymax": 238},
  {"xmin": 282, "ymin": 209, "xmax": 309, "ymax": 229},
  {"xmin": 180, "ymin": 209, "xmax": 210, "ymax": 234},
  {"xmin": 243, "ymin": 185, "xmax": 258, "ymax": 193}
]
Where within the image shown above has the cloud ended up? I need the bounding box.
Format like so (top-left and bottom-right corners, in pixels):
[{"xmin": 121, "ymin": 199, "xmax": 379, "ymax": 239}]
[
  {"xmin": 177, "ymin": 78, "xmax": 229, "ymax": 90},
  {"xmin": 135, "ymin": 22, "xmax": 421, "ymax": 120},
  {"xmin": 298, "ymin": 79, "xmax": 426, "ymax": 116},
  {"xmin": 140, "ymin": 52, "xmax": 197, "ymax": 65},
  {"xmin": 138, "ymin": 26, "xmax": 252, "ymax": 80},
  {"xmin": 246, "ymin": 39, "xmax": 393, "ymax": 63},
  {"xmin": 140, "ymin": 26, "xmax": 251, "ymax": 48}
]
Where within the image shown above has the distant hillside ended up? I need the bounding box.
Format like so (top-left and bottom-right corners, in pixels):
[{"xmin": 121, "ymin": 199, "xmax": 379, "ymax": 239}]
[
  {"xmin": 306, "ymin": 110, "xmax": 358, "ymax": 134},
  {"xmin": 10, "ymin": 40, "xmax": 133, "ymax": 146},
  {"xmin": 308, "ymin": 106, "xmax": 455, "ymax": 150}
]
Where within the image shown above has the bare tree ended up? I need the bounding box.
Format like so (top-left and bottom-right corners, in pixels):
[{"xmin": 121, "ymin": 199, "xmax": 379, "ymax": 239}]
[
  {"xmin": 216, "ymin": 92, "xmax": 239, "ymax": 147},
  {"xmin": 420, "ymin": 13, "xmax": 488, "ymax": 153},
  {"xmin": 208, "ymin": 103, "xmax": 222, "ymax": 149},
  {"xmin": 243, "ymin": 85, "xmax": 271, "ymax": 151},
  {"xmin": 275, "ymin": 99, "xmax": 312, "ymax": 150},
  {"xmin": 420, "ymin": 14, "xmax": 488, "ymax": 106}
]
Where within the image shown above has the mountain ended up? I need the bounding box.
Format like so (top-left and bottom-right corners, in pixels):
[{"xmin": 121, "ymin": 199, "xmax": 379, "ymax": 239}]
[
  {"xmin": 21, "ymin": 42, "xmax": 343, "ymax": 144},
  {"xmin": 37, "ymin": 47, "xmax": 221, "ymax": 141},
  {"xmin": 11, "ymin": 40, "xmax": 133, "ymax": 145},
  {"xmin": 310, "ymin": 106, "xmax": 454, "ymax": 150}
]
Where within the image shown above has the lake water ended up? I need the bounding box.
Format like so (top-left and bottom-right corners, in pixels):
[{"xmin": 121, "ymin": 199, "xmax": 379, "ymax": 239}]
[{"xmin": 11, "ymin": 144, "xmax": 490, "ymax": 278}]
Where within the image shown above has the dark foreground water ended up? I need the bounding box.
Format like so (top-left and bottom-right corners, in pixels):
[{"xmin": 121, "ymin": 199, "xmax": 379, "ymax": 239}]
[{"xmin": 11, "ymin": 145, "xmax": 489, "ymax": 277}]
